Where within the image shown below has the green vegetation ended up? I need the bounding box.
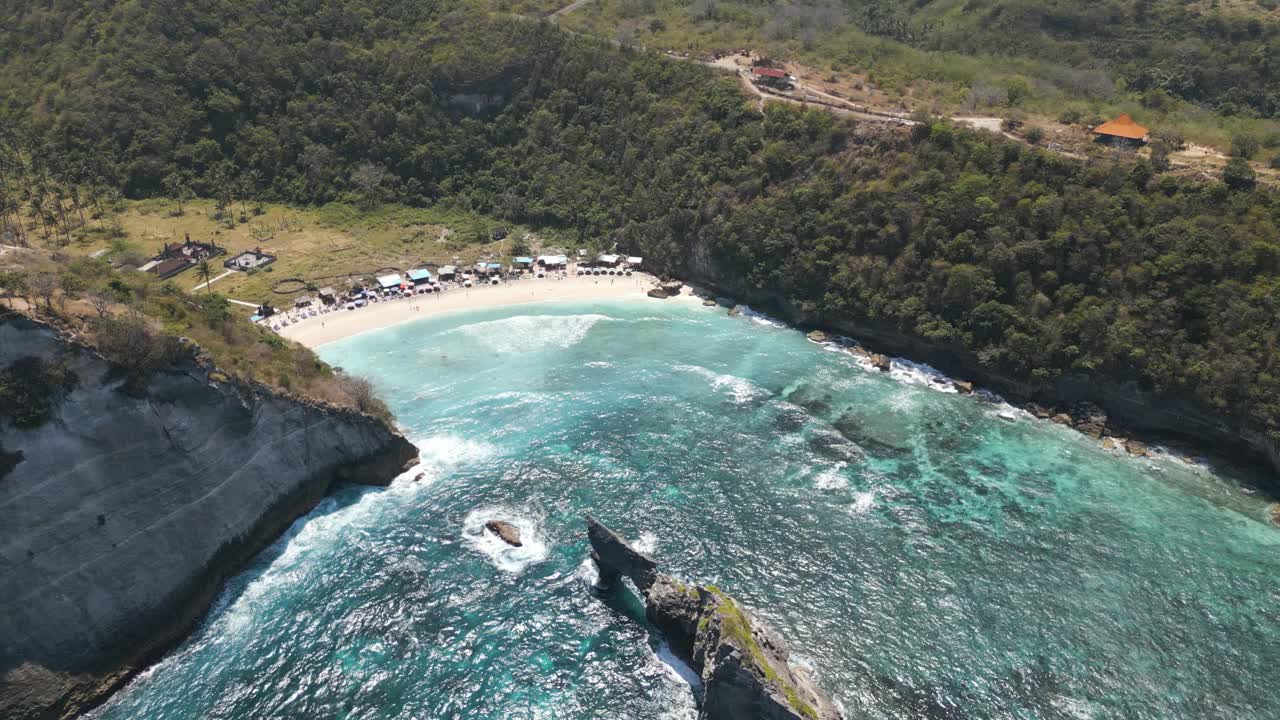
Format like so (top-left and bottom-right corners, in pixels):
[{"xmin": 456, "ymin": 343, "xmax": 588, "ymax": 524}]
[
  {"xmin": 562, "ymin": 0, "xmax": 1280, "ymax": 152},
  {"xmin": 2, "ymin": 1, "xmax": 1278, "ymax": 450},
  {"xmin": 2, "ymin": 255, "xmax": 389, "ymax": 419},
  {"xmin": 702, "ymin": 585, "xmax": 817, "ymax": 719}
]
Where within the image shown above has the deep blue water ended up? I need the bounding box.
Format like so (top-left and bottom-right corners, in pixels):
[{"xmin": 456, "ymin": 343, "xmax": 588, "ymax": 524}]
[{"xmin": 92, "ymin": 299, "xmax": 1280, "ymax": 719}]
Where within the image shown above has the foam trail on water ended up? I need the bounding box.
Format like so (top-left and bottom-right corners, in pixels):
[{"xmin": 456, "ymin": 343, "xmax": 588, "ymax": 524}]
[
  {"xmin": 730, "ymin": 304, "xmax": 788, "ymax": 328},
  {"xmin": 442, "ymin": 314, "xmax": 609, "ymax": 353},
  {"xmin": 674, "ymin": 364, "xmax": 770, "ymax": 405}
]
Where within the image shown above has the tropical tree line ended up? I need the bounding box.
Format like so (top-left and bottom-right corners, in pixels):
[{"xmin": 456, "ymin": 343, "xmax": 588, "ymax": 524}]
[{"xmin": 1, "ymin": 1, "xmax": 1278, "ymax": 443}]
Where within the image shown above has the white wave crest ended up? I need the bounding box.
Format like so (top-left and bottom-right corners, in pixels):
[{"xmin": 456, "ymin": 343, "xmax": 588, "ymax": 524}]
[
  {"xmin": 674, "ymin": 364, "xmax": 770, "ymax": 405},
  {"xmin": 409, "ymin": 435, "xmax": 497, "ymax": 484},
  {"xmin": 730, "ymin": 304, "xmax": 788, "ymax": 328},
  {"xmin": 461, "ymin": 506, "xmax": 550, "ymax": 574},
  {"xmin": 851, "ymin": 490, "xmax": 876, "ymax": 515},
  {"xmin": 815, "ymin": 465, "xmax": 849, "ymax": 490},
  {"xmin": 443, "ymin": 313, "xmax": 609, "ymax": 354}
]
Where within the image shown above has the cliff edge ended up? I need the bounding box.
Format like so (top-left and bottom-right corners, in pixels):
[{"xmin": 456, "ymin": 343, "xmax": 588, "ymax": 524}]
[
  {"xmin": 0, "ymin": 316, "xmax": 419, "ymax": 719},
  {"xmin": 587, "ymin": 517, "xmax": 842, "ymax": 720}
]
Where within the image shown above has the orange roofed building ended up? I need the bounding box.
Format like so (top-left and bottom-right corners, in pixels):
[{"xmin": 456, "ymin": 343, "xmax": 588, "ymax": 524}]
[{"xmin": 1092, "ymin": 114, "xmax": 1149, "ymax": 144}]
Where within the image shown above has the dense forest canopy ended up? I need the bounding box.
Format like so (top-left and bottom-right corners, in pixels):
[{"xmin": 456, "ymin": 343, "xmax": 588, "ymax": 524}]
[{"xmin": 1, "ymin": 0, "xmax": 1279, "ymax": 446}]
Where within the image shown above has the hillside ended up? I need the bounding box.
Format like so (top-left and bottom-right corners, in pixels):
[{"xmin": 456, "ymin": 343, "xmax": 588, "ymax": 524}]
[
  {"xmin": 560, "ymin": 0, "xmax": 1280, "ymax": 158},
  {"xmin": 1, "ymin": 1, "xmax": 1279, "ymax": 466}
]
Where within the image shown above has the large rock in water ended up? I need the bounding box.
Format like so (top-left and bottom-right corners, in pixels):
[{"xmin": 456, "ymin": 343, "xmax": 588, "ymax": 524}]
[
  {"xmin": 484, "ymin": 520, "xmax": 523, "ymax": 547},
  {"xmin": 586, "ymin": 518, "xmax": 842, "ymax": 720},
  {"xmin": 0, "ymin": 316, "xmax": 419, "ymax": 720}
]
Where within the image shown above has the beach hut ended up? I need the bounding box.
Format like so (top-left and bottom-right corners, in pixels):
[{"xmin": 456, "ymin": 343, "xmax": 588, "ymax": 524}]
[
  {"xmin": 598, "ymin": 254, "xmax": 621, "ymax": 267},
  {"xmin": 537, "ymin": 254, "xmax": 567, "ymax": 269},
  {"xmin": 377, "ymin": 273, "xmax": 403, "ymax": 291},
  {"xmin": 407, "ymin": 268, "xmax": 432, "ymax": 286},
  {"xmin": 627, "ymin": 256, "xmax": 642, "ymax": 267},
  {"xmin": 317, "ymin": 287, "xmax": 337, "ymax": 305},
  {"xmin": 294, "ymin": 295, "xmax": 313, "ymax": 309},
  {"xmin": 513, "ymin": 256, "xmax": 534, "ymax": 269},
  {"xmin": 438, "ymin": 265, "xmax": 457, "ymax": 281}
]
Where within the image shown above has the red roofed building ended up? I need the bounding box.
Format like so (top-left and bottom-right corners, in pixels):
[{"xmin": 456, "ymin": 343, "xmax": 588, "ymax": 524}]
[
  {"xmin": 1092, "ymin": 114, "xmax": 1149, "ymax": 145},
  {"xmin": 751, "ymin": 66, "xmax": 793, "ymax": 90}
]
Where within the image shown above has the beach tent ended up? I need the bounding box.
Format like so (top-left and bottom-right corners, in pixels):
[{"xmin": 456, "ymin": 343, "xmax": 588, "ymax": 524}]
[
  {"xmin": 377, "ymin": 273, "xmax": 403, "ymax": 289},
  {"xmin": 407, "ymin": 268, "xmax": 432, "ymax": 284}
]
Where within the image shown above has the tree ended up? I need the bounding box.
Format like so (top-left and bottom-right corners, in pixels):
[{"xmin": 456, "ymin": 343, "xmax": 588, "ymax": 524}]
[
  {"xmin": 1222, "ymin": 157, "xmax": 1256, "ymax": 191},
  {"xmin": 0, "ymin": 269, "xmax": 30, "ymax": 307},
  {"xmin": 350, "ymin": 162, "xmax": 387, "ymax": 210},
  {"xmin": 161, "ymin": 172, "xmax": 193, "ymax": 215},
  {"xmin": 195, "ymin": 259, "xmax": 214, "ymax": 292},
  {"xmin": 58, "ymin": 272, "xmax": 85, "ymax": 310},
  {"xmin": 86, "ymin": 288, "xmax": 113, "ymax": 318},
  {"xmin": 1231, "ymin": 133, "xmax": 1261, "ymax": 159},
  {"xmin": 32, "ymin": 273, "xmax": 57, "ymax": 309}
]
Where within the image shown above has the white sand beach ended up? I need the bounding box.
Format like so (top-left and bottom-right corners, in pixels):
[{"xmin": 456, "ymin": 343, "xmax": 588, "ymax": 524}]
[{"xmin": 277, "ymin": 272, "xmax": 690, "ymax": 347}]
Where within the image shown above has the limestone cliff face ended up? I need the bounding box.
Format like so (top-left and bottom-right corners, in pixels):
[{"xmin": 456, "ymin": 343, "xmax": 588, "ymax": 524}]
[
  {"xmin": 0, "ymin": 317, "xmax": 419, "ymax": 719},
  {"xmin": 684, "ymin": 247, "xmax": 1280, "ymax": 483},
  {"xmin": 587, "ymin": 518, "xmax": 842, "ymax": 720}
]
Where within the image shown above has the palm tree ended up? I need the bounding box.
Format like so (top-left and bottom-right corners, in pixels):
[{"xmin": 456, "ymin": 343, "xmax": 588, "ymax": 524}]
[{"xmin": 196, "ymin": 259, "xmax": 214, "ymax": 293}]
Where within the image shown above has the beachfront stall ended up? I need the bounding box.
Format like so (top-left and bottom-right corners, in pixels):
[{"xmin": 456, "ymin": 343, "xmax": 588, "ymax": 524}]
[
  {"xmin": 438, "ymin": 265, "xmax": 457, "ymax": 281},
  {"xmin": 598, "ymin": 254, "xmax": 620, "ymax": 267},
  {"xmin": 377, "ymin": 273, "xmax": 404, "ymax": 296},
  {"xmin": 513, "ymin": 256, "xmax": 534, "ymax": 270},
  {"xmin": 407, "ymin": 268, "xmax": 432, "ymax": 286},
  {"xmin": 537, "ymin": 254, "xmax": 567, "ymax": 269}
]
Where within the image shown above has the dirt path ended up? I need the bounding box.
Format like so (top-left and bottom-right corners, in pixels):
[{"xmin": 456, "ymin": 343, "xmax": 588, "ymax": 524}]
[{"xmin": 550, "ymin": 0, "xmax": 595, "ymax": 19}]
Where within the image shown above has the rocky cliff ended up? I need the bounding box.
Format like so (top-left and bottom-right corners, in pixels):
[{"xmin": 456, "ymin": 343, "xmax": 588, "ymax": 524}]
[
  {"xmin": 0, "ymin": 316, "xmax": 419, "ymax": 719},
  {"xmin": 682, "ymin": 248, "xmax": 1280, "ymax": 486},
  {"xmin": 587, "ymin": 518, "xmax": 842, "ymax": 720}
]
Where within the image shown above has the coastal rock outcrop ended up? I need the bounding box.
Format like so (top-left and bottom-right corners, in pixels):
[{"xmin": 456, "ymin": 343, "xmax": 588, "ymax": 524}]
[
  {"xmin": 869, "ymin": 353, "xmax": 891, "ymax": 372},
  {"xmin": 0, "ymin": 317, "xmax": 419, "ymax": 720},
  {"xmin": 485, "ymin": 520, "xmax": 523, "ymax": 547},
  {"xmin": 648, "ymin": 280, "xmax": 685, "ymax": 299},
  {"xmin": 586, "ymin": 517, "xmax": 842, "ymax": 720}
]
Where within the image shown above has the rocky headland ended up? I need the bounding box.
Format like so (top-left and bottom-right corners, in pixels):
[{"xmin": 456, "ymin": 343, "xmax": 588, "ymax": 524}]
[
  {"xmin": 0, "ymin": 316, "xmax": 419, "ymax": 719},
  {"xmin": 586, "ymin": 517, "xmax": 842, "ymax": 720}
]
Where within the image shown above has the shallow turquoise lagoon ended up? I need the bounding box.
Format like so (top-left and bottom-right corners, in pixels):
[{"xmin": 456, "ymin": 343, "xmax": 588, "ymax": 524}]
[{"xmin": 92, "ymin": 299, "xmax": 1280, "ymax": 719}]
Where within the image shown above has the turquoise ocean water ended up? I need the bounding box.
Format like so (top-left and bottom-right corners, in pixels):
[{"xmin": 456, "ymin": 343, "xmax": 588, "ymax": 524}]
[{"xmin": 92, "ymin": 299, "xmax": 1280, "ymax": 719}]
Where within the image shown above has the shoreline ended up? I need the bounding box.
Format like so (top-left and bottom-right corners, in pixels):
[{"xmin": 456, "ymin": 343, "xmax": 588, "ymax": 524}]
[
  {"xmin": 277, "ymin": 272, "xmax": 690, "ymax": 348},
  {"xmin": 679, "ymin": 276, "xmax": 1280, "ymax": 497}
]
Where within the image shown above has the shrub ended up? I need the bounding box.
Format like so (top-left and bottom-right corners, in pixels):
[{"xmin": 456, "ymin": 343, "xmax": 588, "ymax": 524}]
[
  {"xmin": 1024, "ymin": 126, "xmax": 1046, "ymax": 144},
  {"xmin": 1231, "ymin": 133, "xmax": 1261, "ymax": 159},
  {"xmin": 1222, "ymin": 158, "xmax": 1256, "ymax": 191}
]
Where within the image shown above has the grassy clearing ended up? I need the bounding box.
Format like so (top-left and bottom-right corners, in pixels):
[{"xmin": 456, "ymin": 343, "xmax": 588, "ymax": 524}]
[{"xmin": 71, "ymin": 199, "xmax": 579, "ymax": 307}]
